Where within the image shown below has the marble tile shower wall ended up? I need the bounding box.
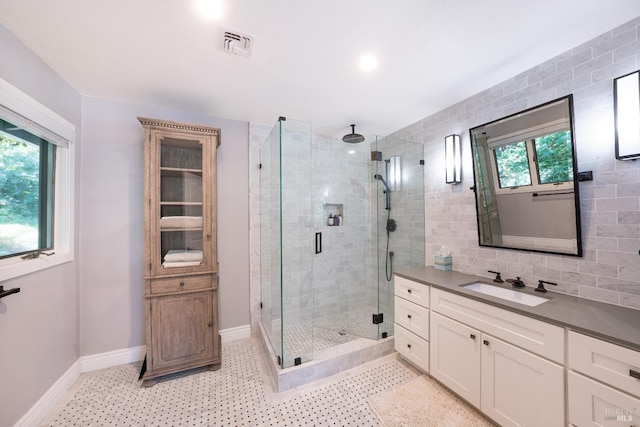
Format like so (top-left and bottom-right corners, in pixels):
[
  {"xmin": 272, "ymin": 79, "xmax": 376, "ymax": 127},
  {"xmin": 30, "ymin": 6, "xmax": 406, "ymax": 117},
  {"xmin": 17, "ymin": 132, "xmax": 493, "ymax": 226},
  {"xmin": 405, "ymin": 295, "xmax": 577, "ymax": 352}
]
[
  {"xmin": 311, "ymin": 136, "xmax": 375, "ymax": 323},
  {"xmin": 393, "ymin": 17, "xmax": 640, "ymax": 309}
]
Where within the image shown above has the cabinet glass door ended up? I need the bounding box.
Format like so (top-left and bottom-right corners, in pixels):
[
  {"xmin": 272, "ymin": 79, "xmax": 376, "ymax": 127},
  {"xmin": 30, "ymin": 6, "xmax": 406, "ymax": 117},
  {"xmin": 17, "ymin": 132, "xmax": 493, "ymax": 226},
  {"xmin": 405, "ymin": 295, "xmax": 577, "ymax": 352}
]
[{"xmin": 158, "ymin": 136, "xmax": 206, "ymax": 270}]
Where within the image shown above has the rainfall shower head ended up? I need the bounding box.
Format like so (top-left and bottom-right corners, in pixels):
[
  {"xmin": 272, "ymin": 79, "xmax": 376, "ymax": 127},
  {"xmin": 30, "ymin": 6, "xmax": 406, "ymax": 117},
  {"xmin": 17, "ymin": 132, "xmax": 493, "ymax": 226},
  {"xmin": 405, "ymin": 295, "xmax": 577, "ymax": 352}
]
[{"xmin": 342, "ymin": 124, "xmax": 365, "ymax": 144}]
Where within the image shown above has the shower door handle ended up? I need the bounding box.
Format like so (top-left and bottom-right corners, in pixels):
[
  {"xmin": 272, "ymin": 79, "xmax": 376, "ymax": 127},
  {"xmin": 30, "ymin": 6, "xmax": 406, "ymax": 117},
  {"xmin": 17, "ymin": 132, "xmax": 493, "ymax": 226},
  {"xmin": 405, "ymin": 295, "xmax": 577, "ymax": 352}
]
[{"xmin": 315, "ymin": 232, "xmax": 322, "ymax": 254}]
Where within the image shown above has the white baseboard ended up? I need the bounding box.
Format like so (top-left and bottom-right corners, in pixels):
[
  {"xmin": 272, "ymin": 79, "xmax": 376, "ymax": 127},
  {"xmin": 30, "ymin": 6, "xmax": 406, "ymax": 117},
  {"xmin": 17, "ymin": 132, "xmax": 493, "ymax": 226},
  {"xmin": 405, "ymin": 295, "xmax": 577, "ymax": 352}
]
[
  {"xmin": 220, "ymin": 324, "xmax": 251, "ymax": 343},
  {"xmin": 80, "ymin": 345, "xmax": 147, "ymax": 372},
  {"xmin": 14, "ymin": 360, "xmax": 82, "ymax": 427},
  {"xmin": 16, "ymin": 324, "xmax": 252, "ymax": 427}
]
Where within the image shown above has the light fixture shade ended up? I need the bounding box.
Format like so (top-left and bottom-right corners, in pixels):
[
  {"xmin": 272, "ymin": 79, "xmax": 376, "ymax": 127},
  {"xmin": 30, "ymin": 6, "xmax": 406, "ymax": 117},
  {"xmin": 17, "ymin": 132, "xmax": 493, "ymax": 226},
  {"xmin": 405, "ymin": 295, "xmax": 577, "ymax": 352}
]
[
  {"xmin": 388, "ymin": 155, "xmax": 401, "ymax": 191},
  {"xmin": 445, "ymin": 134, "xmax": 461, "ymax": 184},
  {"xmin": 614, "ymin": 70, "xmax": 640, "ymax": 160}
]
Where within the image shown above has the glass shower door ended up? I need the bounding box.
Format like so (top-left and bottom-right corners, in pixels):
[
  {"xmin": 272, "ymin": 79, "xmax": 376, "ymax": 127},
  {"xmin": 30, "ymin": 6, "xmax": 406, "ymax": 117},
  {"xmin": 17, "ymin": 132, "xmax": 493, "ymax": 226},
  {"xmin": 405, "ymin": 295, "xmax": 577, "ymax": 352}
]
[
  {"xmin": 372, "ymin": 136, "xmax": 425, "ymax": 339},
  {"xmin": 260, "ymin": 121, "xmax": 283, "ymax": 365}
]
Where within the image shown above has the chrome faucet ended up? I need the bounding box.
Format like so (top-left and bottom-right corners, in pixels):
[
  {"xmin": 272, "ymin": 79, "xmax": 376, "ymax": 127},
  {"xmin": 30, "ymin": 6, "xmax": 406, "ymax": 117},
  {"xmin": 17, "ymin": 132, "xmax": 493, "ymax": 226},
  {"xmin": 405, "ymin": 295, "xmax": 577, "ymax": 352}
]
[{"xmin": 506, "ymin": 277, "xmax": 525, "ymax": 288}]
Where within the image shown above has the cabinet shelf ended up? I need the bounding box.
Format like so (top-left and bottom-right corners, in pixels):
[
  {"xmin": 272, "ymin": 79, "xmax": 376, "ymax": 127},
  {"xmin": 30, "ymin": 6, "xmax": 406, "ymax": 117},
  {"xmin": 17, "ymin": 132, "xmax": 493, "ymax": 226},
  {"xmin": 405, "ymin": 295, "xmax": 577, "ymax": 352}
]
[
  {"xmin": 161, "ymin": 167, "xmax": 203, "ymax": 175},
  {"xmin": 160, "ymin": 202, "xmax": 203, "ymax": 206}
]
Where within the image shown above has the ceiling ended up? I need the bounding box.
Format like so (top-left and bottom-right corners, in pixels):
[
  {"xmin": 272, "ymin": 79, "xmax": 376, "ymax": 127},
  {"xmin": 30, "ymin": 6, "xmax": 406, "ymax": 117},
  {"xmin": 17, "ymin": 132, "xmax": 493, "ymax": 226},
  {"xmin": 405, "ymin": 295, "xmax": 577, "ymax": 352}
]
[{"xmin": 1, "ymin": 1, "xmax": 639, "ymax": 139}]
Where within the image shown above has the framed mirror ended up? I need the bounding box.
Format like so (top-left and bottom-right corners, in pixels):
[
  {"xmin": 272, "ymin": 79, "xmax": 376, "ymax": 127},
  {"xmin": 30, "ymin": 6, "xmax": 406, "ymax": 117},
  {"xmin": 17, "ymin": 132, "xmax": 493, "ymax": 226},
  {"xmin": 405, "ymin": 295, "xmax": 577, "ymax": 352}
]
[{"xmin": 469, "ymin": 95, "xmax": 582, "ymax": 256}]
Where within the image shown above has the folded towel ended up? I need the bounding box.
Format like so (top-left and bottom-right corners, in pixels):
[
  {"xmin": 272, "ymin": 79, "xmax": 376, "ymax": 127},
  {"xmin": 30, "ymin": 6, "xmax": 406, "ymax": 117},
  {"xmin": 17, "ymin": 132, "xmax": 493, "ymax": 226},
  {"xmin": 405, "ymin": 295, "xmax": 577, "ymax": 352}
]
[
  {"xmin": 160, "ymin": 216, "xmax": 203, "ymax": 229},
  {"xmin": 164, "ymin": 249, "xmax": 203, "ymax": 263},
  {"xmin": 162, "ymin": 261, "xmax": 202, "ymax": 268}
]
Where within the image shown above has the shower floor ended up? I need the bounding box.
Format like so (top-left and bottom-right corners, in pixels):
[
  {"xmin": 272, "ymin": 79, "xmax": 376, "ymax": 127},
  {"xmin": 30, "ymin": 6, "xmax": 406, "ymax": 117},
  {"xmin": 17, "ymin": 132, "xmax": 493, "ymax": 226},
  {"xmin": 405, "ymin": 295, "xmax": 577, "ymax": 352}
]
[
  {"xmin": 257, "ymin": 312, "xmax": 395, "ymax": 392},
  {"xmin": 264, "ymin": 307, "xmax": 394, "ymax": 368}
]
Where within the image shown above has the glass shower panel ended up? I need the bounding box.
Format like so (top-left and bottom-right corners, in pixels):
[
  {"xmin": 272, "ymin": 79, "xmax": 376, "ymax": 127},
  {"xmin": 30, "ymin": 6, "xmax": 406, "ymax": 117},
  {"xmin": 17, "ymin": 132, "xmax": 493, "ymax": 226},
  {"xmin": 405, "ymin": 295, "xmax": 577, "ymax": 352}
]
[
  {"xmin": 372, "ymin": 136, "xmax": 425, "ymax": 339},
  {"xmin": 260, "ymin": 121, "xmax": 283, "ymax": 364},
  {"xmin": 311, "ymin": 136, "xmax": 375, "ymax": 344},
  {"xmin": 280, "ymin": 119, "xmax": 313, "ymax": 368}
]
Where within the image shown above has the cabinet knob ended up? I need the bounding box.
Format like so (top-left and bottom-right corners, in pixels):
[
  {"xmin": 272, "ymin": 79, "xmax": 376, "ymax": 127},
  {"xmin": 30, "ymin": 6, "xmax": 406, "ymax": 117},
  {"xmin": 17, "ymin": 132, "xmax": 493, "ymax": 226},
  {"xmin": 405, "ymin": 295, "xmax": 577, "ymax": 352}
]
[
  {"xmin": 206, "ymin": 234, "xmax": 211, "ymax": 241},
  {"xmin": 470, "ymin": 334, "xmax": 476, "ymax": 340},
  {"xmin": 483, "ymin": 340, "xmax": 490, "ymax": 346},
  {"xmin": 407, "ymin": 289, "xmax": 412, "ymax": 294},
  {"xmin": 208, "ymin": 322, "xmax": 213, "ymax": 327},
  {"xmin": 407, "ymin": 343, "xmax": 412, "ymax": 349},
  {"xmin": 407, "ymin": 314, "xmax": 412, "ymax": 319},
  {"xmin": 179, "ymin": 281, "xmax": 185, "ymax": 287}
]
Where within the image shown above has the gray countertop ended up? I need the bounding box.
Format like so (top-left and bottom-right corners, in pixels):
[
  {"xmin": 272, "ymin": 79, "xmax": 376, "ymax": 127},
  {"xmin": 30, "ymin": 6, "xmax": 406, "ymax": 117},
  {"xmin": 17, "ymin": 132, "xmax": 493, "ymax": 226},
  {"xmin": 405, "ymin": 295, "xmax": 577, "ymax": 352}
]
[{"xmin": 395, "ymin": 266, "xmax": 640, "ymax": 352}]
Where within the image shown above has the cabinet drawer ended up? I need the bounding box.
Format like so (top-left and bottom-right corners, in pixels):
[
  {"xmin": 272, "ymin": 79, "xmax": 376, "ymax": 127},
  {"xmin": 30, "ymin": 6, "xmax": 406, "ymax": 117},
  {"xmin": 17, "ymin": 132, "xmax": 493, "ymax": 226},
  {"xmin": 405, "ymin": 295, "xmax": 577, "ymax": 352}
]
[
  {"xmin": 569, "ymin": 371, "xmax": 639, "ymax": 427},
  {"xmin": 431, "ymin": 288, "xmax": 564, "ymax": 363},
  {"xmin": 569, "ymin": 332, "xmax": 640, "ymax": 399},
  {"xmin": 394, "ymin": 275, "xmax": 429, "ymax": 308},
  {"xmin": 150, "ymin": 275, "xmax": 212, "ymax": 295},
  {"xmin": 395, "ymin": 324, "xmax": 429, "ymax": 372},
  {"xmin": 394, "ymin": 297, "xmax": 429, "ymax": 339}
]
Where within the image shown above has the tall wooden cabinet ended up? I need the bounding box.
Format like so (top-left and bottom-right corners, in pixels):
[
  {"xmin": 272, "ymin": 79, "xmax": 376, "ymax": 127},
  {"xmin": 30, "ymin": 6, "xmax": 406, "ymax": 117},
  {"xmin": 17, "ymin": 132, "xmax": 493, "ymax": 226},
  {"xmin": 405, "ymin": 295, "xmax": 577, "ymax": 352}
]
[{"xmin": 138, "ymin": 117, "xmax": 221, "ymax": 386}]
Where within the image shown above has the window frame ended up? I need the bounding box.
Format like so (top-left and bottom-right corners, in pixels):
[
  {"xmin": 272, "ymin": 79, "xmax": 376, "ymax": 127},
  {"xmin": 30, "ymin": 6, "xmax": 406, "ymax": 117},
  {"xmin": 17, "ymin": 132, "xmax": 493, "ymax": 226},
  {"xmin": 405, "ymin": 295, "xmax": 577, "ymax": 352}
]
[{"xmin": 0, "ymin": 77, "xmax": 75, "ymax": 279}]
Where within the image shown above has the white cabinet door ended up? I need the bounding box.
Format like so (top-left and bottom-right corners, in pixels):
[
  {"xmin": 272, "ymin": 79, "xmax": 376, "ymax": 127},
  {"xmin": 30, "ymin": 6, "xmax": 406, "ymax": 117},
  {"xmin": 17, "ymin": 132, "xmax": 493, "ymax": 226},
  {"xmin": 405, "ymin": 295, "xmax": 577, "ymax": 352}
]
[
  {"xmin": 481, "ymin": 334, "xmax": 564, "ymax": 427},
  {"xmin": 430, "ymin": 311, "xmax": 481, "ymax": 408},
  {"xmin": 569, "ymin": 371, "xmax": 639, "ymax": 427}
]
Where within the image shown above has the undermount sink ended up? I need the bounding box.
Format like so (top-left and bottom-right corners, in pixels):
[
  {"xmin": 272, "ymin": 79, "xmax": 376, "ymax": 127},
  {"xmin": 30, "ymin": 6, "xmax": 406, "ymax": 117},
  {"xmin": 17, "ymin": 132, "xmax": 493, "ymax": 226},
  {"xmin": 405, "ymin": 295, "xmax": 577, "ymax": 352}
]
[{"xmin": 462, "ymin": 282, "xmax": 549, "ymax": 307}]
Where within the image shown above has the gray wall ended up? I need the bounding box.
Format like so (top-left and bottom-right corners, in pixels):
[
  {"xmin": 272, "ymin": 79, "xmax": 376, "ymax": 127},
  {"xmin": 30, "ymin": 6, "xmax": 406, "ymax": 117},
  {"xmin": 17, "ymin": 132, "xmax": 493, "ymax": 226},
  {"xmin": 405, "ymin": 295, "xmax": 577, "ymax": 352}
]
[
  {"xmin": 79, "ymin": 97, "xmax": 250, "ymax": 356},
  {"xmin": 0, "ymin": 24, "xmax": 82, "ymax": 427},
  {"xmin": 394, "ymin": 16, "xmax": 640, "ymax": 308}
]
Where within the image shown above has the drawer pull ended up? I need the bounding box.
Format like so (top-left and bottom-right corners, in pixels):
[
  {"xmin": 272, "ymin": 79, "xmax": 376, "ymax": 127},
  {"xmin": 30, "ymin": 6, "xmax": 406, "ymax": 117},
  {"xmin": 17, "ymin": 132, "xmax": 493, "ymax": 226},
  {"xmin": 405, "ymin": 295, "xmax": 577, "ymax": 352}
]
[
  {"xmin": 483, "ymin": 340, "xmax": 489, "ymax": 346},
  {"xmin": 407, "ymin": 344, "xmax": 412, "ymax": 349},
  {"xmin": 470, "ymin": 334, "xmax": 476, "ymax": 340},
  {"xmin": 407, "ymin": 314, "xmax": 412, "ymax": 319},
  {"xmin": 630, "ymin": 369, "xmax": 640, "ymax": 380}
]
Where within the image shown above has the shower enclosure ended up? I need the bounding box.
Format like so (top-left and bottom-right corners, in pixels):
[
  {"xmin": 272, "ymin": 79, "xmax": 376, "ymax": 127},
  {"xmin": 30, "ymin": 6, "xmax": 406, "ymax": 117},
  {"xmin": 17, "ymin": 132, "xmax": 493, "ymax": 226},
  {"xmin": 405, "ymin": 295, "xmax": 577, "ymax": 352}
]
[{"xmin": 260, "ymin": 117, "xmax": 424, "ymax": 368}]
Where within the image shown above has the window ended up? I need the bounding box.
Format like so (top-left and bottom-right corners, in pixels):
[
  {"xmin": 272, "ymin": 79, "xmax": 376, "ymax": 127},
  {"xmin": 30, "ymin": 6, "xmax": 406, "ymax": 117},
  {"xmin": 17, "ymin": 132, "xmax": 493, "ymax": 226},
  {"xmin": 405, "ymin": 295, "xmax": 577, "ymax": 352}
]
[
  {"xmin": 0, "ymin": 77, "xmax": 75, "ymax": 279},
  {"xmin": 491, "ymin": 129, "xmax": 574, "ymax": 194},
  {"xmin": 494, "ymin": 141, "xmax": 531, "ymax": 188},
  {"xmin": 0, "ymin": 120, "xmax": 56, "ymax": 258},
  {"xmin": 533, "ymin": 130, "xmax": 573, "ymax": 185}
]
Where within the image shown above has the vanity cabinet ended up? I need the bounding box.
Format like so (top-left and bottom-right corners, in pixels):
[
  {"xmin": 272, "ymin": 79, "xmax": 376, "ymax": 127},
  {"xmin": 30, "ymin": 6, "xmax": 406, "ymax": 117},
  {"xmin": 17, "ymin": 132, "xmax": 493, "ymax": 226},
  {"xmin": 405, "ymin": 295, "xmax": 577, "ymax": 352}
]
[
  {"xmin": 139, "ymin": 117, "xmax": 221, "ymax": 386},
  {"xmin": 429, "ymin": 288, "xmax": 564, "ymax": 427},
  {"xmin": 393, "ymin": 276, "xmax": 430, "ymax": 372},
  {"xmin": 568, "ymin": 331, "xmax": 640, "ymax": 426}
]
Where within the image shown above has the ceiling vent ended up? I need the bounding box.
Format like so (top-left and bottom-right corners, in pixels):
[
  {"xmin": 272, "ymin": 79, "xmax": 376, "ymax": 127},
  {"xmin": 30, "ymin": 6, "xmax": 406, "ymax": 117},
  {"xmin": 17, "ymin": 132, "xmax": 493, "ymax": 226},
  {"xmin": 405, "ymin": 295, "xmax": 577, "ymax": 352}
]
[{"xmin": 221, "ymin": 29, "xmax": 254, "ymax": 58}]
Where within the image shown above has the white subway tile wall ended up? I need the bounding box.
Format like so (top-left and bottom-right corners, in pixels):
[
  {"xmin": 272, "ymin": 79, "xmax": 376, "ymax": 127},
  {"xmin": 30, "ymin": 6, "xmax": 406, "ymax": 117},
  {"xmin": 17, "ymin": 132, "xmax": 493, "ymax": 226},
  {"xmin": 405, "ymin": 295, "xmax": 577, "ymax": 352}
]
[{"xmin": 391, "ymin": 17, "xmax": 640, "ymax": 309}]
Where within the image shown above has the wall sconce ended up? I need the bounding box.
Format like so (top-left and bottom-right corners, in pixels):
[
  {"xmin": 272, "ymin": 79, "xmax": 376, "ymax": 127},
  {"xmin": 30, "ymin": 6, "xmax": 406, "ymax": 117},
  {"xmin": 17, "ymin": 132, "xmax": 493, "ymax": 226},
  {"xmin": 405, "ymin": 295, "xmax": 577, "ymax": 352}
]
[
  {"xmin": 614, "ymin": 69, "xmax": 640, "ymax": 160},
  {"xmin": 388, "ymin": 155, "xmax": 402, "ymax": 191},
  {"xmin": 445, "ymin": 134, "xmax": 461, "ymax": 184}
]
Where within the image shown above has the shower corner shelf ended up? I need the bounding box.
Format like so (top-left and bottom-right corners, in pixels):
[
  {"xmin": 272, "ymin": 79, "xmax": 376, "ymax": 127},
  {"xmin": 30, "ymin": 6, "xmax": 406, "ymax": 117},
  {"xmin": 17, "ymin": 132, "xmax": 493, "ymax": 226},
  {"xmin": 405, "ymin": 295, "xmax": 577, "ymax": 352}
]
[{"xmin": 324, "ymin": 203, "xmax": 344, "ymax": 226}]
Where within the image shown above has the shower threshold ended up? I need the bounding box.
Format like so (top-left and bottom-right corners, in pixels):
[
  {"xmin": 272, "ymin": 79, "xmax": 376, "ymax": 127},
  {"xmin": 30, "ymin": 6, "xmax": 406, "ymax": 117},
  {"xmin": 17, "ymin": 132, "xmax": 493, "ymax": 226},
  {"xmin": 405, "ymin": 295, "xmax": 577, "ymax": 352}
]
[{"xmin": 257, "ymin": 322, "xmax": 394, "ymax": 392}]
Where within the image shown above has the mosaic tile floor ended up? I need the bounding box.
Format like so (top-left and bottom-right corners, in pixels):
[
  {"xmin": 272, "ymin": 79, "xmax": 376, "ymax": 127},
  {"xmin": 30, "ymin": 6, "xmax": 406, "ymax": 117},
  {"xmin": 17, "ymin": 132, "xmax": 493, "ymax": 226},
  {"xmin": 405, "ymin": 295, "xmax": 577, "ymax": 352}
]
[{"xmin": 41, "ymin": 338, "xmax": 417, "ymax": 426}]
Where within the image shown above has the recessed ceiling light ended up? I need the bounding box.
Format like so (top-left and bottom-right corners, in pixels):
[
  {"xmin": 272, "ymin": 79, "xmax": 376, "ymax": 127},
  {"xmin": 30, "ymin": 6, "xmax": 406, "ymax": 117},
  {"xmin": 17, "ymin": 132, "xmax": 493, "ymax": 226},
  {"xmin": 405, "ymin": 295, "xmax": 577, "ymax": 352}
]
[
  {"xmin": 359, "ymin": 54, "xmax": 378, "ymax": 72},
  {"xmin": 194, "ymin": 0, "xmax": 223, "ymax": 20}
]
